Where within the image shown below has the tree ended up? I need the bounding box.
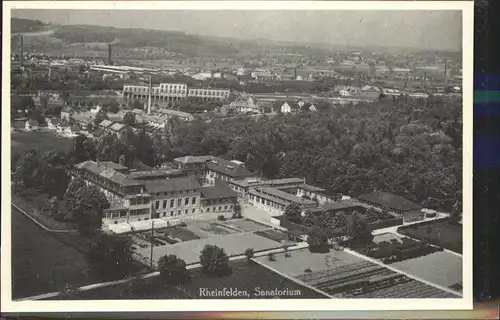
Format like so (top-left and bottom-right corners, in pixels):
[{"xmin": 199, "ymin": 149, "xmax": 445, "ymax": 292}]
[
  {"xmin": 157, "ymin": 254, "xmax": 189, "ymax": 285},
  {"xmin": 284, "ymin": 203, "xmax": 302, "ymax": 224},
  {"xmin": 346, "ymin": 211, "xmax": 373, "ymax": 244},
  {"xmin": 232, "ymin": 201, "xmax": 242, "ymax": 218},
  {"xmin": 244, "ymin": 248, "xmax": 255, "ymax": 261},
  {"xmin": 71, "ymin": 184, "xmax": 110, "ymax": 236},
  {"xmin": 199, "ymin": 245, "xmax": 231, "ymax": 276},
  {"xmin": 93, "ymin": 109, "xmax": 108, "ymax": 126},
  {"xmin": 86, "ymin": 233, "xmax": 135, "ymax": 280},
  {"xmin": 123, "ymin": 112, "xmax": 136, "ymax": 125}
]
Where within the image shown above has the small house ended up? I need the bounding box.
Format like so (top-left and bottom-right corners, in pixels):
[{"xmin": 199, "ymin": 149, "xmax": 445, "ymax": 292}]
[
  {"xmin": 47, "ymin": 118, "xmax": 61, "ymax": 130},
  {"xmin": 25, "ymin": 120, "xmax": 39, "ymax": 131},
  {"xmin": 65, "ymin": 125, "xmax": 81, "ymax": 136}
]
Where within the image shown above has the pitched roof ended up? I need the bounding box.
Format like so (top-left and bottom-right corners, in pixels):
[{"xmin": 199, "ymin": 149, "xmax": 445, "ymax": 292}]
[
  {"xmin": 255, "ymin": 187, "xmax": 316, "ymax": 206},
  {"xmin": 144, "ymin": 176, "xmax": 201, "ymax": 194},
  {"xmin": 74, "ymin": 161, "xmax": 142, "ymax": 186},
  {"xmin": 99, "ymin": 119, "xmax": 113, "ymax": 128},
  {"xmin": 129, "ymin": 169, "xmax": 185, "ymax": 180},
  {"xmin": 356, "ymin": 191, "xmax": 422, "ymax": 212},
  {"xmin": 100, "ymin": 161, "xmax": 128, "ymax": 171},
  {"xmin": 174, "ymin": 155, "xmax": 215, "ymax": 164},
  {"xmin": 200, "ymin": 183, "xmax": 237, "ymax": 200},
  {"xmin": 206, "ymin": 157, "xmax": 255, "ymax": 179},
  {"xmin": 109, "ymin": 122, "xmax": 126, "ymax": 131},
  {"xmin": 308, "ymin": 199, "xmax": 365, "ymax": 214}
]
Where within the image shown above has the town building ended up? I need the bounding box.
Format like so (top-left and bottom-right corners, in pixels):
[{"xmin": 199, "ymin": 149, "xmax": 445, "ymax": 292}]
[
  {"xmin": 71, "ymin": 159, "xmax": 244, "ymax": 230},
  {"xmin": 122, "ymin": 82, "xmax": 230, "ymax": 104},
  {"xmin": 173, "ymin": 156, "xmax": 258, "ymax": 187},
  {"xmin": 248, "ymin": 187, "xmax": 317, "ymax": 216}
]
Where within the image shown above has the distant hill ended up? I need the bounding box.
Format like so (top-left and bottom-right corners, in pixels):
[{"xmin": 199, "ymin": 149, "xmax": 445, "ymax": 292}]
[
  {"xmin": 10, "ymin": 18, "xmax": 460, "ymax": 58},
  {"xmin": 11, "ymin": 18, "xmax": 47, "ymax": 34}
]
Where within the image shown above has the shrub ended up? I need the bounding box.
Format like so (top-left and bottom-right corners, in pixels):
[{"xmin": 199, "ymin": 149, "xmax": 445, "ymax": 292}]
[
  {"xmin": 217, "ymin": 215, "xmax": 225, "ymax": 221},
  {"xmin": 284, "ymin": 252, "xmax": 291, "ymax": 258},
  {"xmin": 267, "ymin": 252, "xmax": 276, "ymax": 261},
  {"xmin": 304, "ymin": 268, "xmax": 312, "ymax": 273},
  {"xmin": 244, "ymin": 248, "xmax": 255, "ymax": 260}
]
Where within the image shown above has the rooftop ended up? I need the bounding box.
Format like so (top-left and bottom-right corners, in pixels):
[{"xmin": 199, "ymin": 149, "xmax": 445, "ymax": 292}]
[
  {"xmin": 100, "ymin": 161, "xmax": 128, "ymax": 171},
  {"xmin": 74, "ymin": 161, "xmax": 142, "ymax": 186},
  {"xmin": 206, "ymin": 157, "xmax": 256, "ymax": 179},
  {"xmin": 254, "ymin": 187, "xmax": 316, "ymax": 206},
  {"xmin": 308, "ymin": 200, "xmax": 365, "ymax": 214},
  {"xmin": 109, "ymin": 122, "xmax": 126, "ymax": 131},
  {"xmin": 156, "ymin": 108, "xmax": 193, "ymax": 118},
  {"xmin": 99, "ymin": 119, "xmax": 114, "ymax": 128},
  {"xmin": 298, "ymin": 184, "xmax": 325, "ymax": 192},
  {"xmin": 129, "ymin": 169, "xmax": 185, "ymax": 180},
  {"xmin": 200, "ymin": 183, "xmax": 238, "ymax": 200},
  {"xmin": 174, "ymin": 155, "xmax": 215, "ymax": 164},
  {"xmin": 144, "ymin": 176, "xmax": 201, "ymax": 194},
  {"xmin": 356, "ymin": 191, "xmax": 422, "ymax": 212}
]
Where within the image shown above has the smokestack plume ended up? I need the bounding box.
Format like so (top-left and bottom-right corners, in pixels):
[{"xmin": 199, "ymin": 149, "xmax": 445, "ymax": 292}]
[{"xmin": 108, "ymin": 44, "xmax": 112, "ymax": 65}]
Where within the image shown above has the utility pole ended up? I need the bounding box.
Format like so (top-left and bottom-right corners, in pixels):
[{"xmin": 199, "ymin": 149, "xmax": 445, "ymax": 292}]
[{"xmin": 150, "ymin": 220, "xmax": 155, "ymax": 269}]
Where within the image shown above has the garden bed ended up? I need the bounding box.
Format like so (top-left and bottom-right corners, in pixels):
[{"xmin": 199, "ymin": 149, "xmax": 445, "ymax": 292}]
[{"xmin": 397, "ymin": 218, "xmax": 462, "ymax": 254}]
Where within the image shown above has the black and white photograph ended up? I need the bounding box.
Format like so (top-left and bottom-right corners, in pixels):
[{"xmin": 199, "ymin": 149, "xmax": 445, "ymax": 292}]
[{"xmin": 1, "ymin": 1, "xmax": 473, "ymax": 313}]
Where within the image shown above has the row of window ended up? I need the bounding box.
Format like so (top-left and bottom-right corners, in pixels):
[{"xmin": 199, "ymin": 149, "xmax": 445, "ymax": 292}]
[
  {"xmin": 250, "ymin": 195, "xmax": 286, "ymax": 211},
  {"xmin": 155, "ymin": 197, "xmax": 197, "ymax": 210},
  {"xmin": 153, "ymin": 190, "xmax": 197, "ymax": 197},
  {"xmin": 203, "ymin": 204, "xmax": 232, "ymax": 213},
  {"xmin": 188, "ymin": 90, "xmax": 229, "ymax": 97}
]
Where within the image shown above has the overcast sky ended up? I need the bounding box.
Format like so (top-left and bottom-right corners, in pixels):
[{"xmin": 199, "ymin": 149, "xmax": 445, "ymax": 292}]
[{"xmin": 12, "ymin": 10, "xmax": 462, "ymax": 51}]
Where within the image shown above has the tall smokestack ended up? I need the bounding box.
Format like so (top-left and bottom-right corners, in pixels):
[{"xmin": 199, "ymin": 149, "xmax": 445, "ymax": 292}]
[
  {"xmin": 20, "ymin": 35, "xmax": 24, "ymax": 66},
  {"xmin": 444, "ymin": 59, "xmax": 448, "ymax": 87},
  {"xmin": 423, "ymin": 72, "xmax": 427, "ymax": 89},
  {"xmin": 294, "ymin": 67, "xmax": 297, "ymax": 80},
  {"xmin": 108, "ymin": 44, "xmax": 112, "ymax": 65},
  {"xmin": 147, "ymin": 75, "xmax": 152, "ymax": 115}
]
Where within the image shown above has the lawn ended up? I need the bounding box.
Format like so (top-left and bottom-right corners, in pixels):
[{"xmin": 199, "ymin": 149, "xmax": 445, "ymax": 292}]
[
  {"xmin": 49, "ymin": 260, "xmax": 327, "ymax": 300},
  {"xmin": 255, "ymin": 248, "xmax": 457, "ymax": 299},
  {"xmin": 397, "ymin": 219, "xmax": 463, "ymax": 254},
  {"xmin": 135, "ymin": 232, "xmax": 284, "ymax": 266},
  {"xmin": 11, "ymin": 131, "xmax": 74, "ymax": 155},
  {"xmin": 11, "ymin": 207, "xmax": 97, "ymax": 299}
]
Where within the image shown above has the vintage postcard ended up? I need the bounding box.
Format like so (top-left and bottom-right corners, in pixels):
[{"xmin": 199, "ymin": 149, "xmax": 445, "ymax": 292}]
[{"xmin": 1, "ymin": 0, "xmax": 473, "ymax": 313}]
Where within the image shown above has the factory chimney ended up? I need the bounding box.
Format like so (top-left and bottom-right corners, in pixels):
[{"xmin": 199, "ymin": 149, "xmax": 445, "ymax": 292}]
[
  {"xmin": 108, "ymin": 44, "xmax": 112, "ymax": 65},
  {"xmin": 444, "ymin": 59, "xmax": 448, "ymax": 87},
  {"xmin": 294, "ymin": 67, "xmax": 297, "ymax": 80},
  {"xmin": 20, "ymin": 35, "xmax": 24, "ymax": 66},
  {"xmin": 147, "ymin": 74, "xmax": 152, "ymax": 115}
]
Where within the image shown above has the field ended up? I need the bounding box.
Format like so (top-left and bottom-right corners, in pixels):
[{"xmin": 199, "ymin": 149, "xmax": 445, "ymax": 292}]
[
  {"xmin": 11, "ymin": 131, "xmax": 74, "ymax": 155},
  {"xmin": 371, "ymin": 233, "xmax": 463, "ymax": 291},
  {"xmin": 49, "ymin": 260, "xmax": 327, "ymax": 300},
  {"xmin": 135, "ymin": 231, "xmax": 284, "ymax": 266},
  {"xmin": 11, "ymin": 207, "xmax": 97, "ymax": 299},
  {"xmin": 255, "ymin": 248, "xmax": 457, "ymax": 299},
  {"xmin": 398, "ymin": 219, "xmax": 462, "ymax": 254}
]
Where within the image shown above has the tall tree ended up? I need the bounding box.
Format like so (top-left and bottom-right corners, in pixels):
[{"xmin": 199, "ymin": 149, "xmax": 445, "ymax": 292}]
[
  {"xmin": 199, "ymin": 245, "xmax": 231, "ymax": 276},
  {"xmin": 86, "ymin": 233, "xmax": 135, "ymax": 280},
  {"xmin": 157, "ymin": 254, "xmax": 189, "ymax": 285},
  {"xmin": 284, "ymin": 203, "xmax": 302, "ymax": 224},
  {"xmin": 71, "ymin": 184, "xmax": 110, "ymax": 236}
]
